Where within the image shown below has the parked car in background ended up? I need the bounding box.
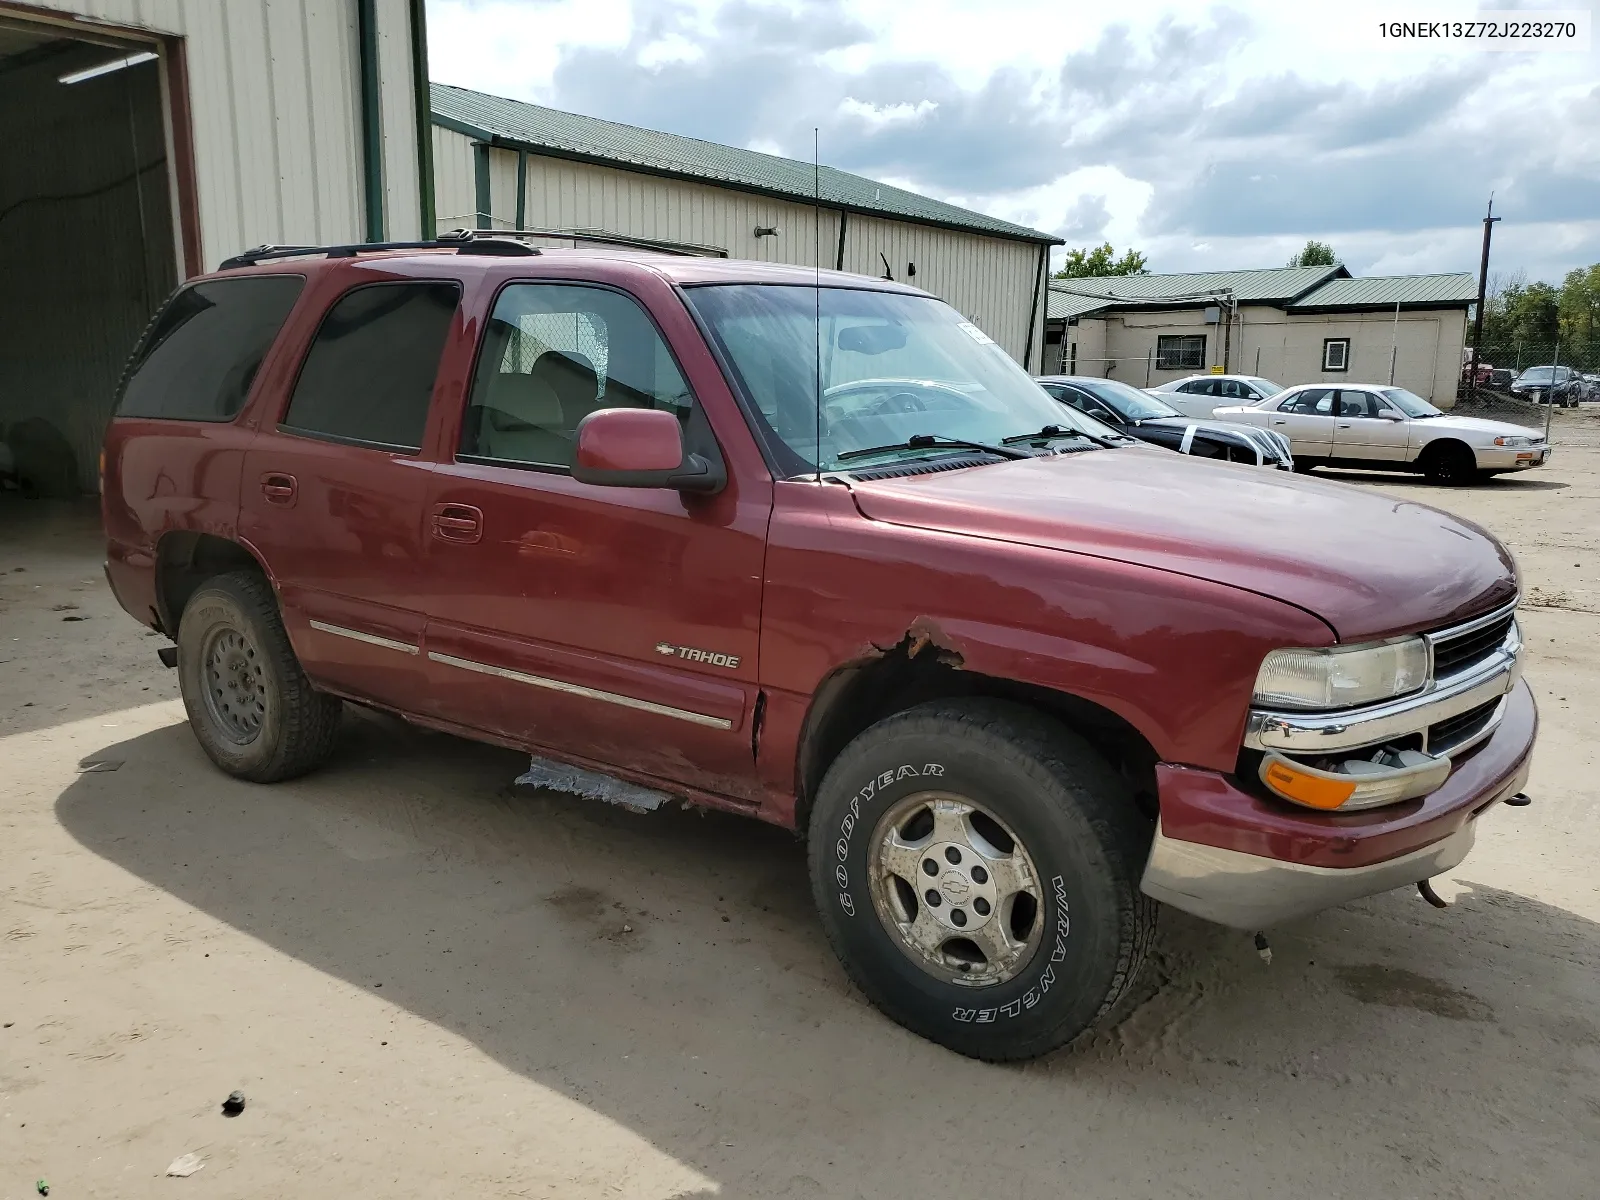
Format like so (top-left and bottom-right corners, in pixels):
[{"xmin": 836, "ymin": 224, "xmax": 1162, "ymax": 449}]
[
  {"xmin": 1461, "ymin": 360, "xmax": 1494, "ymax": 386},
  {"xmin": 1510, "ymin": 365, "xmax": 1584, "ymax": 407},
  {"xmin": 1037, "ymin": 375, "xmax": 1293, "ymax": 469},
  {"xmin": 1487, "ymin": 367, "xmax": 1516, "ymax": 389},
  {"xmin": 1215, "ymin": 383, "xmax": 1549, "ymax": 485},
  {"xmin": 102, "ymin": 237, "xmax": 1537, "ymax": 1061},
  {"xmin": 1581, "ymin": 374, "xmax": 1599, "ymax": 402},
  {"xmin": 1146, "ymin": 374, "xmax": 1285, "ymax": 417}
]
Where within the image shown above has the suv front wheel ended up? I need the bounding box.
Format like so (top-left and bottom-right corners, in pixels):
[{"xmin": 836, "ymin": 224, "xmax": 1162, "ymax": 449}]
[
  {"xmin": 808, "ymin": 699, "xmax": 1155, "ymax": 1061},
  {"xmin": 176, "ymin": 570, "xmax": 342, "ymax": 782}
]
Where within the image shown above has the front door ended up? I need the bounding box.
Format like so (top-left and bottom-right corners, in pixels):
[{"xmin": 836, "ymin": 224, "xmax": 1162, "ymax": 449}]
[
  {"xmin": 1332, "ymin": 388, "xmax": 1410, "ymax": 463},
  {"xmin": 420, "ymin": 280, "xmax": 770, "ymax": 798},
  {"xmin": 1264, "ymin": 387, "xmax": 1336, "ymax": 461},
  {"xmin": 240, "ymin": 279, "xmax": 461, "ymax": 707}
]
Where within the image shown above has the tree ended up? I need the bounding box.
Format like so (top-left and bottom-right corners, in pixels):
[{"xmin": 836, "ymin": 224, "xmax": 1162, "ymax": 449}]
[
  {"xmin": 1502, "ymin": 281, "xmax": 1560, "ymax": 343},
  {"xmin": 1287, "ymin": 239, "xmax": 1339, "ymax": 268},
  {"xmin": 1054, "ymin": 242, "xmax": 1148, "ymax": 279},
  {"xmin": 1557, "ymin": 263, "xmax": 1600, "ymax": 344}
]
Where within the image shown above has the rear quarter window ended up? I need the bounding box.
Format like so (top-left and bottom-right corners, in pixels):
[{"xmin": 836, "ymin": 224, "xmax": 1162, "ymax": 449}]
[
  {"xmin": 280, "ymin": 281, "xmax": 460, "ymax": 452},
  {"xmin": 117, "ymin": 275, "xmax": 306, "ymax": 420}
]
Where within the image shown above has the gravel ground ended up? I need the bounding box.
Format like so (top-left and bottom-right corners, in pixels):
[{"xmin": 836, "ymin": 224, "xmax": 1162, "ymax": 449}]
[{"xmin": 2, "ymin": 409, "xmax": 1597, "ymax": 1199}]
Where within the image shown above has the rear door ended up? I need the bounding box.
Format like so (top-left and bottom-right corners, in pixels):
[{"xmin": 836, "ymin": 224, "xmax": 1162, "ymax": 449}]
[
  {"xmin": 239, "ymin": 277, "xmax": 461, "ymax": 708},
  {"xmin": 419, "ymin": 278, "xmax": 769, "ymax": 797},
  {"xmin": 1264, "ymin": 388, "xmax": 1336, "ymax": 461},
  {"xmin": 1333, "ymin": 388, "xmax": 1409, "ymax": 463}
]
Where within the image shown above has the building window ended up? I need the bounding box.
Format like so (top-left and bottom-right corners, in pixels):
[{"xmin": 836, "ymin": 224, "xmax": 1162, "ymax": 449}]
[
  {"xmin": 1323, "ymin": 338, "xmax": 1350, "ymax": 372},
  {"xmin": 1156, "ymin": 334, "xmax": 1206, "ymax": 371}
]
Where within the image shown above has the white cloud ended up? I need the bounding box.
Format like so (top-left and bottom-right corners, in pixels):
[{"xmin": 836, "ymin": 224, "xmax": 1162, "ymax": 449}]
[{"xmin": 837, "ymin": 97, "xmax": 939, "ymax": 130}]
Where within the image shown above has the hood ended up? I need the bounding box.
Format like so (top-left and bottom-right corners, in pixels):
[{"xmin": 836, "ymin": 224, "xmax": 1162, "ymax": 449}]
[
  {"xmin": 1419, "ymin": 414, "xmax": 1545, "ymax": 439},
  {"xmin": 848, "ymin": 447, "xmax": 1516, "ymax": 642}
]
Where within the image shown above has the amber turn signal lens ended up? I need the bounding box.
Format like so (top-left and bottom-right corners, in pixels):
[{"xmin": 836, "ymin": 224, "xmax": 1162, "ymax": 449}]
[{"xmin": 1261, "ymin": 758, "xmax": 1357, "ymax": 810}]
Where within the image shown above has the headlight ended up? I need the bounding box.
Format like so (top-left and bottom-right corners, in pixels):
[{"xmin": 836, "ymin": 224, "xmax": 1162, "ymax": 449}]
[
  {"xmin": 1494, "ymin": 435, "xmax": 1533, "ymax": 447},
  {"xmin": 1252, "ymin": 637, "xmax": 1429, "ymax": 710}
]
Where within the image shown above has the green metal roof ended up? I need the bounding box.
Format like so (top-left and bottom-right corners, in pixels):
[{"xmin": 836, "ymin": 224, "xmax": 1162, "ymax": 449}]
[
  {"xmin": 1046, "ymin": 289, "xmax": 1116, "ymax": 320},
  {"xmin": 431, "ymin": 83, "xmax": 1059, "ymax": 245},
  {"xmin": 1287, "ymin": 273, "xmax": 1478, "ymax": 309},
  {"xmin": 1049, "ymin": 264, "xmax": 1345, "ymax": 307}
]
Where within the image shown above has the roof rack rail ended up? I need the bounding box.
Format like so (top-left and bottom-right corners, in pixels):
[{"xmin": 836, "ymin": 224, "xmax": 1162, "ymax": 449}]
[
  {"xmin": 437, "ymin": 226, "xmax": 728, "ymax": 258},
  {"xmin": 215, "ymin": 229, "xmax": 537, "ymax": 271},
  {"xmin": 215, "ymin": 225, "xmax": 727, "ymax": 272}
]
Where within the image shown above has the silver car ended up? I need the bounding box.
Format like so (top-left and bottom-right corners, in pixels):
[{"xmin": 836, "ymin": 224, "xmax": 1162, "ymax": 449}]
[
  {"xmin": 1214, "ymin": 383, "xmax": 1549, "ymax": 485},
  {"xmin": 1146, "ymin": 374, "xmax": 1286, "ymax": 417}
]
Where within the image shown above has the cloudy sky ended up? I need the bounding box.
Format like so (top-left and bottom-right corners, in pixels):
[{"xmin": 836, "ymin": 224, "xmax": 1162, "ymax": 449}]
[{"xmin": 426, "ymin": 0, "xmax": 1600, "ymax": 283}]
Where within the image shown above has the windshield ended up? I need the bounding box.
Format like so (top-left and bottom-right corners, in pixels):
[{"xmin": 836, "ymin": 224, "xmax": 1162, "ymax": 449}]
[
  {"xmin": 1246, "ymin": 377, "xmax": 1285, "ymax": 397},
  {"xmin": 1071, "ymin": 378, "xmax": 1181, "ymax": 420},
  {"xmin": 1517, "ymin": 367, "xmax": 1557, "ymax": 382},
  {"xmin": 1379, "ymin": 387, "xmax": 1442, "ymax": 417},
  {"xmin": 686, "ymin": 285, "xmax": 1120, "ymax": 473}
]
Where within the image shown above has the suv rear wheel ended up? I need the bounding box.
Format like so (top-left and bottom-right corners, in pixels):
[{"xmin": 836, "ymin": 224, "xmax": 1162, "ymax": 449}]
[
  {"xmin": 176, "ymin": 570, "xmax": 341, "ymax": 782},
  {"xmin": 807, "ymin": 699, "xmax": 1155, "ymax": 1061}
]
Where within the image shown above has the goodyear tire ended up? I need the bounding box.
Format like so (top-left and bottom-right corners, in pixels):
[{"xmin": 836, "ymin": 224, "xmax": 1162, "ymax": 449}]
[
  {"xmin": 176, "ymin": 570, "xmax": 342, "ymax": 782},
  {"xmin": 807, "ymin": 699, "xmax": 1155, "ymax": 1061}
]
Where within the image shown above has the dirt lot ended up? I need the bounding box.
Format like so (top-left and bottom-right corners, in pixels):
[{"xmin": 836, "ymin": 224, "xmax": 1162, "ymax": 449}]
[{"xmin": 3, "ymin": 408, "xmax": 1598, "ymax": 1199}]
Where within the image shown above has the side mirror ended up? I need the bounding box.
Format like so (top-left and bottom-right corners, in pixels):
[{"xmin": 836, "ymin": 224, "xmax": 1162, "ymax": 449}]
[
  {"xmin": 1380, "ymin": 410, "xmax": 1405, "ymax": 421},
  {"xmin": 572, "ymin": 408, "xmax": 725, "ymax": 494}
]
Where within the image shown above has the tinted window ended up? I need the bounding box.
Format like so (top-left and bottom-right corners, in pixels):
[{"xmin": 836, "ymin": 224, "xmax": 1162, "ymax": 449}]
[
  {"xmin": 1281, "ymin": 387, "xmax": 1336, "ymax": 415},
  {"xmin": 118, "ymin": 275, "xmax": 304, "ymax": 421},
  {"xmin": 461, "ymin": 283, "xmax": 695, "ymax": 468},
  {"xmin": 282, "ymin": 282, "xmax": 459, "ymax": 451},
  {"xmin": 1054, "ymin": 387, "xmax": 1118, "ymax": 424}
]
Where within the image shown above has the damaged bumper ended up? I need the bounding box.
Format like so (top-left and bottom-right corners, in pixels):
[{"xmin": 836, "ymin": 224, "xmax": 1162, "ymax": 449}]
[{"xmin": 1140, "ymin": 678, "xmax": 1536, "ymax": 928}]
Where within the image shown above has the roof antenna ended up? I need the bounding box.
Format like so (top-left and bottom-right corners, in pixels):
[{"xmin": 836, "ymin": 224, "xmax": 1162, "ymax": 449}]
[
  {"xmin": 879, "ymin": 251, "xmax": 893, "ymax": 281},
  {"xmin": 815, "ymin": 126, "xmax": 823, "ymax": 484}
]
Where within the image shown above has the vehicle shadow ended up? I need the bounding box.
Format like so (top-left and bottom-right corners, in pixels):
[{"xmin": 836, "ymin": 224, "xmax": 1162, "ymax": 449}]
[
  {"xmin": 55, "ymin": 711, "xmax": 1600, "ymax": 1198},
  {"xmin": 1313, "ymin": 469, "xmax": 1571, "ymax": 492}
]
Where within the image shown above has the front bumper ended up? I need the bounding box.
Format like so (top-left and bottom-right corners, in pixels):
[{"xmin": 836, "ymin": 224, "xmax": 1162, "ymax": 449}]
[
  {"xmin": 1141, "ymin": 677, "xmax": 1536, "ymax": 928},
  {"xmin": 1475, "ymin": 445, "xmax": 1551, "ymax": 471}
]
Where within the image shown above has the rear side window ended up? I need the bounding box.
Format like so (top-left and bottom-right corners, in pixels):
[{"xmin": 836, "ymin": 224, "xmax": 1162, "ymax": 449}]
[
  {"xmin": 282, "ymin": 282, "xmax": 460, "ymax": 452},
  {"xmin": 117, "ymin": 275, "xmax": 305, "ymax": 420}
]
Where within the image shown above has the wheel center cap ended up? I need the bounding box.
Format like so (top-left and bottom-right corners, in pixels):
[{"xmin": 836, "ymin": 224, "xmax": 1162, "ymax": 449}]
[{"xmin": 940, "ymin": 871, "xmax": 970, "ymax": 904}]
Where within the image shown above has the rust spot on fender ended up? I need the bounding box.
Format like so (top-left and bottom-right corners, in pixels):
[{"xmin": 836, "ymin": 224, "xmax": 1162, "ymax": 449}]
[{"xmin": 871, "ymin": 617, "xmax": 965, "ymax": 668}]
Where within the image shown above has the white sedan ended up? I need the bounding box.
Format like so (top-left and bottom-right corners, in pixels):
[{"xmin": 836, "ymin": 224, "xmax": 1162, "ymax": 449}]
[
  {"xmin": 1146, "ymin": 373, "xmax": 1286, "ymax": 416},
  {"xmin": 1214, "ymin": 383, "xmax": 1549, "ymax": 485}
]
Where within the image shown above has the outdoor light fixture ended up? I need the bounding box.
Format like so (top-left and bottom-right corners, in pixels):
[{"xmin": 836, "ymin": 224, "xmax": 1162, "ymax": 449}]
[
  {"xmin": 58, "ymin": 50, "xmax": 158, "ymax": 86},
  {"xmin": 753, "ymin": 225, "xmax": 780, "ymax": 237}
]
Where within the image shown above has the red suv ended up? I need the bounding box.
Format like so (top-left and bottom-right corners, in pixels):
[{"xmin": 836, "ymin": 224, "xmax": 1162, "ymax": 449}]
[{"xmin": 103, "ymin": 234, "xmax": 1536, "ymax": 1061}]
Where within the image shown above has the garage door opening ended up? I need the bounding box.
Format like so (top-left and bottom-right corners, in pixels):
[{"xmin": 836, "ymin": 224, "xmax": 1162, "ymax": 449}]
[{"xmin": 1, "ymin": 14, "xmax": 181, "ymax": 499}]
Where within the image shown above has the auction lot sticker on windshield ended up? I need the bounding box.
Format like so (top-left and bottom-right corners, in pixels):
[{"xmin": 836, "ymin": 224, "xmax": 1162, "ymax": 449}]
[{"xmin": 957, "ymin": 321, "xmax": 996, "ymax": 345}]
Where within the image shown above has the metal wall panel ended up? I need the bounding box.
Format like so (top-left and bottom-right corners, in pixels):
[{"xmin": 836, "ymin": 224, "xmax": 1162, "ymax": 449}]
[{"xmin": 431, "ymin": 129, "xmax": 1045, "ymax": 366}]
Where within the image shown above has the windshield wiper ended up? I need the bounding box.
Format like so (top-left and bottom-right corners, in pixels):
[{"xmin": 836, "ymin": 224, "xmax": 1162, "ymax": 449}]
[
  {"xmin": 1001, "ymin": 423, "xmax": 1123, "ymax": 450},
  {"xmin": 836, "ymin": 433, "xmax": 1032, "ymax": 462}
]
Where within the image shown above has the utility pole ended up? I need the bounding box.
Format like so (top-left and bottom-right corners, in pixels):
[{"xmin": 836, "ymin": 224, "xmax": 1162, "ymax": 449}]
[{"xmin": 1469, "ymin": 195, "xmax": 1501, "ymax": 403}]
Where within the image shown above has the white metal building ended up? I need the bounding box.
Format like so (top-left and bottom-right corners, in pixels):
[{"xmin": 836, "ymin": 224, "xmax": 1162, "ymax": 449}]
[
  {"xmin": 1044, "ymin": 267, "xmax": 1477, "ymax": 407},
  {"xmin": 428, "ymin": 84, "xmax": 1060, "ymax": 372},
  {"xmin": 0, "ymin": 0, "xmax": 432, "ymax": 494}
]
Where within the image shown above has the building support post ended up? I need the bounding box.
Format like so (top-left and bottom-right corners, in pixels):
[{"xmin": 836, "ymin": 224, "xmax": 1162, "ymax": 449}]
[
  {"xmin": 473, "ymin": 142, "xmax": 492, "ymax": 229},
  {"xmin": 515, "ymin": 150, "xmax": 527, "ymax": 230},
  {"xmin": 1023, "ymin": 243, "xmax": 1047, "ymax": 372},
  {"xmin": 407, "ymin": 0, "xmax": 435, "ymax": 238},
  {"xmin": 356, "ymin": 0, "xmax": 385, "ymax": 241}
]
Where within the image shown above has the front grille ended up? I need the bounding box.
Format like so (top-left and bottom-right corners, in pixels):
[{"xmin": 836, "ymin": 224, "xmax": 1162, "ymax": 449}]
[
  {"xmin": 1432, "ymin": 613, "xmax": 1515, "ymax": 678},
  {"xmin": 1428, "ymin": 699, "xmax": 1500, "ymax": 751}
]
